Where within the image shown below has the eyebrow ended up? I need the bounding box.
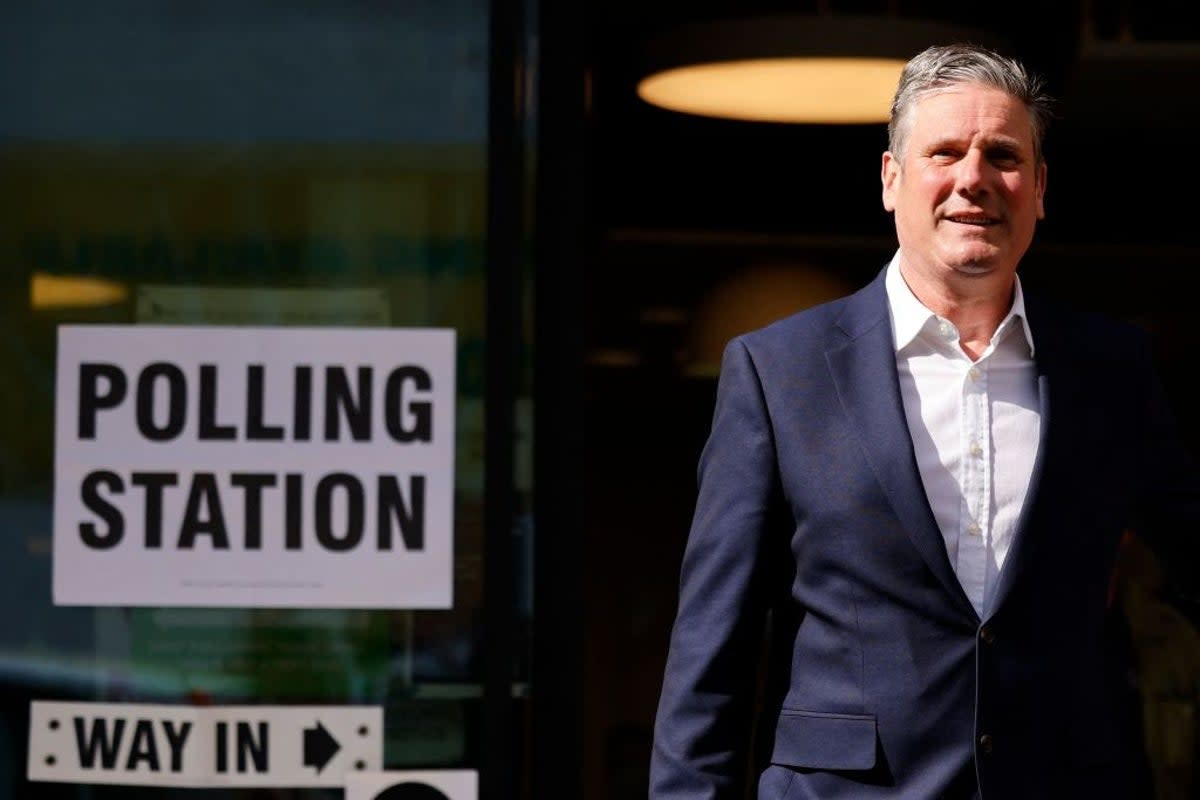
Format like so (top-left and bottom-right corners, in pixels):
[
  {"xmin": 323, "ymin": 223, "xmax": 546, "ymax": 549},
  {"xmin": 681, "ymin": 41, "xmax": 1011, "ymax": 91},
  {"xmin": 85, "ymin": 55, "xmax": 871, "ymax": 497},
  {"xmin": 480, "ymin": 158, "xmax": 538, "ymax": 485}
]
[{"xmin": 983, "ymin": 136, "xmax": 1023, "ymax": 151}]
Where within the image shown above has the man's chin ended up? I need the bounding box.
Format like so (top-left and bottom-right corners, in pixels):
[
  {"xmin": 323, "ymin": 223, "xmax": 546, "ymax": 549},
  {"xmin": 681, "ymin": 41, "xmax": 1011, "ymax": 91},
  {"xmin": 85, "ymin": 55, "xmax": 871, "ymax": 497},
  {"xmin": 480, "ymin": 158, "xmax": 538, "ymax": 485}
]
[
  {"xmin": 954, "ymin": 263, "xmax": 998, "ymax": 277},
  {"xmin": 943, "ymin": 243, "xmax": 1008, "ymax": 275}
]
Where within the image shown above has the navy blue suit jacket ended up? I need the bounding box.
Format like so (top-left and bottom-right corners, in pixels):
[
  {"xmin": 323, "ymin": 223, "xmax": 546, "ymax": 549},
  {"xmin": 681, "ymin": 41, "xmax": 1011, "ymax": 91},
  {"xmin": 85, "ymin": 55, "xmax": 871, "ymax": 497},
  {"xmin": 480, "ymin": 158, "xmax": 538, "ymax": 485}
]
[{"xmin": 650, "ymin": 267, "xmax": 1200, "ymax": 799}]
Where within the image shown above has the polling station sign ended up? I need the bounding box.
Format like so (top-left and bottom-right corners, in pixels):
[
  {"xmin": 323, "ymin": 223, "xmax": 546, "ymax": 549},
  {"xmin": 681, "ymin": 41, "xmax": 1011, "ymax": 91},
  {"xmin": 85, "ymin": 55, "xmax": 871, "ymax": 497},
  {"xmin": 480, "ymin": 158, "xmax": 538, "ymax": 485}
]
[
  {"xmin": 53, "ymin": 325, "xmax": 455, "ymax": 608},
  {"xmin": 27, "ymin": 700, "xmax": 382, "ymax": 788}
]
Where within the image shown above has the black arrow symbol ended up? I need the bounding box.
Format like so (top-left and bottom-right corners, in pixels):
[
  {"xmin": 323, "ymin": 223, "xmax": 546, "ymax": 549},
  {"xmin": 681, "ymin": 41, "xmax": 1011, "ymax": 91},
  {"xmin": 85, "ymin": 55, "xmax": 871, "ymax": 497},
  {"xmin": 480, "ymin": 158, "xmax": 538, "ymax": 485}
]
[{"xmin": 302, "ymin": 721, "xmax": 340, "ymax": 773}]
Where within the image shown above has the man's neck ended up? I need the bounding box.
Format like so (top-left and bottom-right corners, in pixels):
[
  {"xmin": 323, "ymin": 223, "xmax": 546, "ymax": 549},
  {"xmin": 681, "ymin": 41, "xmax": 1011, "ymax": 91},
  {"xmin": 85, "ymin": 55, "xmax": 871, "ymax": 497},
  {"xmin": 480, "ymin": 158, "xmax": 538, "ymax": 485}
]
[{"xmin": 898, "ymin": 259, "xmax": 1016, "ymax": 360}]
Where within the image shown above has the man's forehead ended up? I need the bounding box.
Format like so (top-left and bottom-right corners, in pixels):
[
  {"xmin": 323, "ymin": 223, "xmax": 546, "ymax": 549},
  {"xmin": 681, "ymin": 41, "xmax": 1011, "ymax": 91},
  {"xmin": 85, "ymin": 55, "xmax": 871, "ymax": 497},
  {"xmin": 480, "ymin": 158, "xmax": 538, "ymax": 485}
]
[
  {"xmin": 909, "ymin": 86, "xmax": 1035, "ymax": 144},
  {"xmin": 924, "ymin": 128, "xmax": 1025, "ymax": 147}
]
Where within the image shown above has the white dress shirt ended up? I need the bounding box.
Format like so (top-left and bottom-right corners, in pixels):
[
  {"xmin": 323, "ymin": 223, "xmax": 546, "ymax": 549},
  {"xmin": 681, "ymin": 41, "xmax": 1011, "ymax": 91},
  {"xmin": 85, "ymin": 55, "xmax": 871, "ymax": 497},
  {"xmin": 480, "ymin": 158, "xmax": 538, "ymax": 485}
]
[{"xmin": 884, "ymin": 253, "xmax": 1041, "ymax": 618}]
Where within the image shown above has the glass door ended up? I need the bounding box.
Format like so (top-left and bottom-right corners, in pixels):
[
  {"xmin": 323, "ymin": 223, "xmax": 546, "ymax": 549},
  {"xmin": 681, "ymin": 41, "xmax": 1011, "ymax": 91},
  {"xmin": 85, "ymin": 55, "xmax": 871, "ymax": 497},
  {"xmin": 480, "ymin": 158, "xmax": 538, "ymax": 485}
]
[{"xmin": 0, "ymin": 2, "xmax": 532, "ymax": 797}]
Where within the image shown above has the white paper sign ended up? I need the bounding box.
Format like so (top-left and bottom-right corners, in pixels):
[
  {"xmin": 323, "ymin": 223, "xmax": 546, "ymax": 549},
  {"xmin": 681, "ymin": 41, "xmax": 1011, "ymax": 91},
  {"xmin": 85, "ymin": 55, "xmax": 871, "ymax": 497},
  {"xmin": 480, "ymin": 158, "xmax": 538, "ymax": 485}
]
[
  {"xmin": 28, "ymin": 701, "xmax": 383, "ymax": 788},
  {"xmin": 53, "ymin": 324, "xmax": 456, "ymax": 608},
  {"xmin": 346, "ymin": 769, "xmax": 478, "ymax": 800}
]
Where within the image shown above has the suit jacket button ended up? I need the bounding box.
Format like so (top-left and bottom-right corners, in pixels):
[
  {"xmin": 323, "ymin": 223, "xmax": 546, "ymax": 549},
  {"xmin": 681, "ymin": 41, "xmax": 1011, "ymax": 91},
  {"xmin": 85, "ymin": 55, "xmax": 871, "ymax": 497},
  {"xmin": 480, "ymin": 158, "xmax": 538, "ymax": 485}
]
[
  {"xmin": 979, "ymin": 626, "xmax": 995, "ymax": 644},
  {"xmin": 979, "ymin": 734, "xmax": 994, "ymax": 754}
]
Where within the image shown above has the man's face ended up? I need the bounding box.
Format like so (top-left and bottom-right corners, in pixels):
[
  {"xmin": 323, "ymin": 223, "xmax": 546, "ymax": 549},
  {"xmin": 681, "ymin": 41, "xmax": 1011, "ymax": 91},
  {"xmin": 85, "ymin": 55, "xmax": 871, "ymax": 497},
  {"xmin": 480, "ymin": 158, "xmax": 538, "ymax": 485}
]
[{"xmin": 881, "ymin": 84, "xmax": 1046, "ymax": 284}]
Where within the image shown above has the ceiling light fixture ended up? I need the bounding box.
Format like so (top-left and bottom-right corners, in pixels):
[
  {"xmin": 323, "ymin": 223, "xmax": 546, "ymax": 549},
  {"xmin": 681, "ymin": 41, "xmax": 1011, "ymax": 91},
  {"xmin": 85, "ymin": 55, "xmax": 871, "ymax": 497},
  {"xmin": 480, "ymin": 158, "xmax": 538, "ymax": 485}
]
[
  {"xmin": 636, "ymin": 15, "xmax": 1005, "ymax": 124},
  {"xmin": 31, "ymin": 272, "xmax": 129, "ymax": 309}
]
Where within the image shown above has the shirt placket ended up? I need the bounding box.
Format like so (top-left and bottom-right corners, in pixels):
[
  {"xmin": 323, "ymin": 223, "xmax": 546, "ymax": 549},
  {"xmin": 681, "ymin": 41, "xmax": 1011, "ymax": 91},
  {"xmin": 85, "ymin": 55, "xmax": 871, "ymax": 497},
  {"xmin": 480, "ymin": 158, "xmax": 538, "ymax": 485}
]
[{"xmin": 958, "ymin": 358, "xmax": 990, "ymax": 615}]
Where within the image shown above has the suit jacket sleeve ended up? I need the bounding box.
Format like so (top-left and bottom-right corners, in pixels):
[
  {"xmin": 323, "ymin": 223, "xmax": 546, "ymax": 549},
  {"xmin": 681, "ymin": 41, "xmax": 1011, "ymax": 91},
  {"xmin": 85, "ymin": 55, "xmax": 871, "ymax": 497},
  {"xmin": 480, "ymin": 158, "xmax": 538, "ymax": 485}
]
[{"xmin": 650, "ymin": 336, "xmax": 788, "ymax": 800}]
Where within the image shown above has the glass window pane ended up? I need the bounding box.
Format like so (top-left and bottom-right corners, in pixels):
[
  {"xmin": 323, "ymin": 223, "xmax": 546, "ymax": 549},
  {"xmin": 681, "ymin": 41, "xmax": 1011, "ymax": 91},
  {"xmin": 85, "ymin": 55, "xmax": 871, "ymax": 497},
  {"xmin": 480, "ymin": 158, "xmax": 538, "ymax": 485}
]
[{"xmin": 0, "ymin": 2, "xmax": 496, "ymax": 796}]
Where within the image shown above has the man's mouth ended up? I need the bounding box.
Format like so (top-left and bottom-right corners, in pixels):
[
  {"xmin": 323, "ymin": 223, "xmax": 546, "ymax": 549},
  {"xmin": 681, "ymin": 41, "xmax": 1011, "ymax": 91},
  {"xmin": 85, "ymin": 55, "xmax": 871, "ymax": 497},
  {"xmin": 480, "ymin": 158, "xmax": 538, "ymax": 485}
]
[{"xmin": 945, "ymin": 214, "xmax": 999, "ymax": 227}]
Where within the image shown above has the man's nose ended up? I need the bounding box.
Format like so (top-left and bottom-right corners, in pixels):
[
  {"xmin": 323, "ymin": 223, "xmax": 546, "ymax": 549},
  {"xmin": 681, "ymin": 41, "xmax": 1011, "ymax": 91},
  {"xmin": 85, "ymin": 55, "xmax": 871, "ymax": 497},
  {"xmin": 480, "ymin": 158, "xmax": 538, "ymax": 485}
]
[{"xmin": 955, "ymin": 149, "xmax": 989, "ymax": 195}]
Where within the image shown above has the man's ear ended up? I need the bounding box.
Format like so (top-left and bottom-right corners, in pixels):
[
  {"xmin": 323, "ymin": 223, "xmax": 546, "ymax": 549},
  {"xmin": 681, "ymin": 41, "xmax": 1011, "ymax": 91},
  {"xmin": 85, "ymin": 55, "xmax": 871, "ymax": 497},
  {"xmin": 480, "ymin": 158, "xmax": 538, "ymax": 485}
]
[
  {"xmin": 1035, "ymin": 160, "xmax": 1047, "ymax": 220},
  {"xmin": 881, "ymin": 151, "xmax": 899, "ymax": 212}
]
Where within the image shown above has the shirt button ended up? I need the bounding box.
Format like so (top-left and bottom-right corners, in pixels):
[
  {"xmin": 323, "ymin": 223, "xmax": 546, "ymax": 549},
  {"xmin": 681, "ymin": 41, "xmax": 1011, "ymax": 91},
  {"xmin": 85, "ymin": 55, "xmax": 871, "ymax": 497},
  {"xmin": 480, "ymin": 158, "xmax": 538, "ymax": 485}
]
[
  {"xmin": 938, "ymin": 320, "xmax": 954, "ymax": 338},
  {"xmin": 979, "ymin": 626, "xmax": 995, "ymax": 644},
  {"xmin": 969, "ymin": 441, "xmax": 983, "ymax": 457},
  {"xmin": 979, "ymin": 734, "xmax": 994, "ymax": 754},
  {"xmin": 968, "ymin": 367, "xmax": 981, "ymax": 381},
  {"xmin": 966, "ymin": 522, "xmax": 981, "ymax": 536}
]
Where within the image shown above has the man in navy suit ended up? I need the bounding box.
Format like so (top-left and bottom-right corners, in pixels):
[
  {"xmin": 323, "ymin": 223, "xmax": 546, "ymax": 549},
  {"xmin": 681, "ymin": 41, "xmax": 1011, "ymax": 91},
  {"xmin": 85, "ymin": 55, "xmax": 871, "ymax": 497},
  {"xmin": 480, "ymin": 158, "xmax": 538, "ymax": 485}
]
[{"xmin": 650, "ymin": 43, "xmax": 1200, "ymax": 799}]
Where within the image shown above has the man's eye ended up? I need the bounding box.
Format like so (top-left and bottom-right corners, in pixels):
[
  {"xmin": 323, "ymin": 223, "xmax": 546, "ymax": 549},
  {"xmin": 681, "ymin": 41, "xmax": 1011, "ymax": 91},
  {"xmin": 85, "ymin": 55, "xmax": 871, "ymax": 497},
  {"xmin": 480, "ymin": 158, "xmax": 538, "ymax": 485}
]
[{"xmin": 988, "ymin": 150, "xmax": 1020, "ymax": 167}]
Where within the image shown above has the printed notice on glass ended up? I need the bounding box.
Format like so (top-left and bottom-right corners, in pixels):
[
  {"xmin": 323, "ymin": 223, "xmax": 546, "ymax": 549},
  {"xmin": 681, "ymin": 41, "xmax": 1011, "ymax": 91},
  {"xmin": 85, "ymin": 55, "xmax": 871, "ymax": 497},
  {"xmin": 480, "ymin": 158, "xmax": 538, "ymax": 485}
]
[
  {"xmin": 28, "ymin": 700, "xmax": 383, "ymax": 788},
  {"xmin": 53, "ymin": 325, "xmax": 456, "ymax": 608},
  {"xmin": 346, "ymin": 769, "xmax": 478, "ymax": 799}
]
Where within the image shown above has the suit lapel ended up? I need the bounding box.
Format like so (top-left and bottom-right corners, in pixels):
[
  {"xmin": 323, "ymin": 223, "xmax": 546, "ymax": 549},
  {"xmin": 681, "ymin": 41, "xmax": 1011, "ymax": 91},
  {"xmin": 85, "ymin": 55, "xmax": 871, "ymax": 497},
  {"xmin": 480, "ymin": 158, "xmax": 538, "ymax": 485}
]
[
  {"xmin": 825, "ymin": 273, "xmax": 977, "ymax": 618},
  {"xmin": 985, "ymin": 291, "xmax": 1062, "ymax": 618}
]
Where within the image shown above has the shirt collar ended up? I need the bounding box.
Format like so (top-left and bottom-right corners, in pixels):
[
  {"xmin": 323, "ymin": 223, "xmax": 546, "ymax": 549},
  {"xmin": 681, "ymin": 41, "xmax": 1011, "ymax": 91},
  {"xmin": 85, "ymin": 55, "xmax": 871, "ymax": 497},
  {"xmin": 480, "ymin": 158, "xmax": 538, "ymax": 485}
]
[{"xmin": 884, "ymin": 250, "xmax": 1036, "ymax": 356}]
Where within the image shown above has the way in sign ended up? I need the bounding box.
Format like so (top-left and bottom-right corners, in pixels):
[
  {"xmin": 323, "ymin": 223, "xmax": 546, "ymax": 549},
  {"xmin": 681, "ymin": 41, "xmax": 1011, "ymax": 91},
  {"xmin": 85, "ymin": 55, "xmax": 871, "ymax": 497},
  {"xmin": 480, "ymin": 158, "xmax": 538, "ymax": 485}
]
[
  {"xmin": 74, "ymin": 716, "xmax": 270, "ymax": 774},
  {"xmin": 27, "ymin": 701, "xmax": 383, "ymax": 788}
]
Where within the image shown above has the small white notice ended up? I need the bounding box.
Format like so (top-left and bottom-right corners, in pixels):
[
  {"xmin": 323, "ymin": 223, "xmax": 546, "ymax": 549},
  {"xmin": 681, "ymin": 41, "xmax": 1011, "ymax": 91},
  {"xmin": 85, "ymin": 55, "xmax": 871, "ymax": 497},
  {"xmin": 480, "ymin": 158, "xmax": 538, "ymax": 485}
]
[
  {"xmin": 53, "ymin": 324, "xmax": 456, "ymax": 608},
  {"xmin": 346, "ymin": 769, "xmax": 478, "ymax": 800},
  {"xmin": 27, "ymin": 700, "xmax": 382, "ymax": 788}
]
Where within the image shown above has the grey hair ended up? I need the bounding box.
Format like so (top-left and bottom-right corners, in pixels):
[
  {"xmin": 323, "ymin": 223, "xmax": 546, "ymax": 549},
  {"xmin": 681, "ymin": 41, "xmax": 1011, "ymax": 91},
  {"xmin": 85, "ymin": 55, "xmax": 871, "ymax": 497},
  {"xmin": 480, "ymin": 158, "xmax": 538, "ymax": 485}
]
[{"xmin": 888, "ymin": 43, "xmax": 1054, "ymax": 163}]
